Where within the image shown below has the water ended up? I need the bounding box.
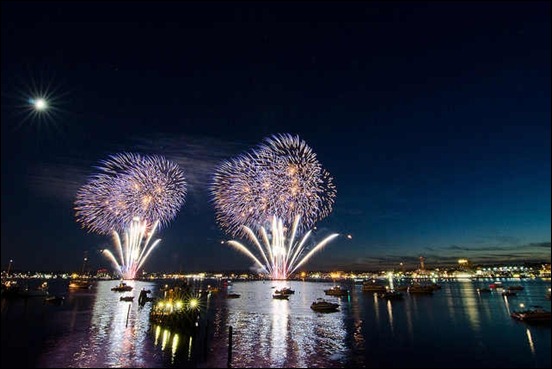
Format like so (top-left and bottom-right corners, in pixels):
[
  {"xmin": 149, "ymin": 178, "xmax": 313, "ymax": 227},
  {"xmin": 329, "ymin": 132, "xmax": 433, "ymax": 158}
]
[{"xmin": 1, "ymin": 279, "xmax": 550, "ymax": 368}]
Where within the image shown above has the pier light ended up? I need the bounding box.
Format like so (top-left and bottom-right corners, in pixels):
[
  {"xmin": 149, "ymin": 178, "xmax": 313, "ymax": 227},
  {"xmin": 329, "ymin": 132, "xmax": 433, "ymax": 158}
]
[
  {"xmin": 175, "ymin": 301, "xmax": 184, "ymax": 310},
  {"xmin": 189, "ymin": 298, "xmax": 199, "ymax": 309}
]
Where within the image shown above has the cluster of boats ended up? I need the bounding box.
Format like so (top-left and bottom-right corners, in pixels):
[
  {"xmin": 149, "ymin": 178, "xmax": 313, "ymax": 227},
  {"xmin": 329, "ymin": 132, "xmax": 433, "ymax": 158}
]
[
  {"xmin": 312, "ymin": 285, "xmax": 349, "ymax": 312},
  {"xmin": 1, "ymin": 281, "xmax": 50, "ymax": 298},
  {"xmin": 361, "ymin": 281, "xmax": 438, "ymax": 297},
  {"xmin": 111, "ymin": 282, "xmax": 155, "ymax": 306}
]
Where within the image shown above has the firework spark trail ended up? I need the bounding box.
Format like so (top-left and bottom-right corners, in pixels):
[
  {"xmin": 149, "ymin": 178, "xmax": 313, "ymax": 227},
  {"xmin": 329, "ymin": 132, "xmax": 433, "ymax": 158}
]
[
  {"xmin": 212, "ymin": 133, "xmax": 338, "ymax": 279},
  {"xmin": 75, "ymin": 153, "xmax": 187, "ymax": 278},
  {"xmin": 228, "ymin": 216, "xmax": 340, "ymax": 280},
  {"xmin": 103, "ymin": 217, "xmax": 161, "ymax": 279}
]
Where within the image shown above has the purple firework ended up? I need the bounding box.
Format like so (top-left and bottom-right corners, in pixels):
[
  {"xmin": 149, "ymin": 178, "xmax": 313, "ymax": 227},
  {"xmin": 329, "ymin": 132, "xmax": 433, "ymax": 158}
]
[
  {"xmin": 211, "ymin": 133, "xmax": 336, "ymax": 237},
  {"xmin": 75, "ymin": 153, "xmax": 187, "ymax": 234}
]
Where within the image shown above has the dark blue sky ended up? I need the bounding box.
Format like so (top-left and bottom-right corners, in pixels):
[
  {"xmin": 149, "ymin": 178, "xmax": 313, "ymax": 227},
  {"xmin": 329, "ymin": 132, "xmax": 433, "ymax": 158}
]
[{"xmin": 1, "ymin": 1, "xmax": 550, "ymax": 272}]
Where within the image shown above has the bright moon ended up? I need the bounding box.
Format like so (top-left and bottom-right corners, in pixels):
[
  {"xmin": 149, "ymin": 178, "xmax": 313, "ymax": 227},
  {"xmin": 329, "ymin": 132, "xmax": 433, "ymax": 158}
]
[{"xmin": 34, "ymin": 98, "xmax": 48, "ymax": 110}]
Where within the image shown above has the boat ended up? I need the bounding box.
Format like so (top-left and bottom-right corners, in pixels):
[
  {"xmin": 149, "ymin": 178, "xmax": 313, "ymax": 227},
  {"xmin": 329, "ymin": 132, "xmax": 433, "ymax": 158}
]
[
  {"xmin": 19, "ymin": 282, "xmax": 49, "ymax": 297},
  {"xmin": 1, "ymin": 280, "xmax": 20, "ymax": 297},
  {"xmin": 68, "ymin": 279, "xmax": 92, "ymax": 289},
  {"xmin": 378, "ymin": 290, "xmax": 404, "ymax": 300},
  {"xmin": 111, "ymin": 282, "xmax": 133, "ymax": 292},
  {"xmin": 324, "ymin": 286, "xmax": 349, "ymax": 297},
  {"xmin": 546, "ymin": 288, "xmax": 551, "ymax": 300},
  {"xmin": 511, "ymin": 307, "xmax": 551, "ymax": 324},
  {"xmin": 502, "ymin": 290, "xmax": 516, "ymax": 297},
  {"xmin": 273, "ymin": 293, "xmax": 289, "ymax": 300},
  {"xmin": 489, "ymin": 281, "xmax": 503, "ymax": 289},
  {"xmin": 408, "ymin": 284, "xmax": 434, "ymax": 295},
  {"xmin": 361, "ymin": 282, "xmax": 387, "ymax": 293},
  {"xmin": 275, "ymin": 287, "xmax": 295, "ymax": 295},
  {"xmin": 507, "ymin": 285, "xmax": 524, "ymax": 291},
  {"xmin": 227, "ymin": 293, "xmax": 241, "ymax": 299},
  {"xmin": 138, "ymin": 288, "xmax": 153, "ymax": 306},
  {"xmin": 44, "ymin": 296, "xmax": 65, "ymax": 305},
  {"xmin": 477, "ymin": 287, "xmax": 491, "ymax": 293},
  {"xmin": 120, "ymin": 295, "xmax": 134, "ymax": 302},
  {"xmin": 207, "ymin": 285, "xmax": 219, "ymax": 293},
  {"xmin": 310, "ymin": 298, "xmax": 339, "ymax": 312}
]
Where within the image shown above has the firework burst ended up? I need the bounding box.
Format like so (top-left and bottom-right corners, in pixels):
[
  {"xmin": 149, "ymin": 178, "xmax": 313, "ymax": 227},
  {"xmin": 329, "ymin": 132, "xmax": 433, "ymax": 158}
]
[
  {"xmin": 75, "ymin": 153, "xmax": 187, "ymax": 234},
  {"xmin": 75, "ymin": 153, "xmax": 187, "ymax": 279},
  {"xmin": 212, "ymin": 134, "xmax": 336, "ymax": 237},
  {"xmin": 211, "ymin": 133, "xmax": 338, "ymax": 279}
]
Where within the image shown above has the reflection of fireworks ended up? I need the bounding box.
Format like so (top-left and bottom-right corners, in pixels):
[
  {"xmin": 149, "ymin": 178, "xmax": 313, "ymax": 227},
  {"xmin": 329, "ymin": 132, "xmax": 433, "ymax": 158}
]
[
  {"xmin": 212, "ymin": 134, "xmax": 338, "ymax": 279},
  {"xmin": 75, "ymin": 153, "xmax": 187, "ymax": 234},
  {"xmin": 212, "ymin": 134, "xmax": 336, "ymax": 237},
  {"xmin": 228, "ymin": 216, "xmax": 339, "ymax": 280},
  {"xmin": 102, "ymin": 217, "xmax": 161, "ymax": 279}
]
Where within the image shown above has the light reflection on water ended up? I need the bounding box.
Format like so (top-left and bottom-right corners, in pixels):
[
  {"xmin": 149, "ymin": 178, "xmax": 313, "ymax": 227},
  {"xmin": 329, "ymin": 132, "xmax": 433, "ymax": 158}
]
[
  {"xmin": 38, "ymin": 280, "xmax": 162, "ymax": 368},
  {"xmin": 1, "ymin": 279, "xmax": 551, "ymax": 368},
  {"xmin": 205, "ymin": 280, "xmax": 551, "ymax": 368},
  {"xmin": 205, "ymin": 281, "xmax": 349, "ymax": 368}
]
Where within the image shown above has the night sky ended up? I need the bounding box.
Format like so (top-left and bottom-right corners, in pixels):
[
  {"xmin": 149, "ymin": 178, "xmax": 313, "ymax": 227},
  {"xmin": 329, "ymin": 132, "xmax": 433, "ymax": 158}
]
[{"xmin": 1, "ymin": 1, "xmax": 550, "ymax": 273}]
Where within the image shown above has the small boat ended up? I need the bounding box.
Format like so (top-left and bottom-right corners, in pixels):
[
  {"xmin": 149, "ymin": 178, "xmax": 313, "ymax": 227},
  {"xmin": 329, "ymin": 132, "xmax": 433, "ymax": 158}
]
[
  {"xmin": 19, "ymin": 282, "xmax": 49, "ymax": 297},
  {"xmin": 273, "ymin": 293, "xmax": 289, "ymax": 300},
  {"xmin": 138, "ymin": 288, "xmax": 153, "ymax": 306},
  {"xmin": 489, "ymin": 281, "xmax": 503, "ymax": 289},
  {"xmin": 507, "ymin": 285, "xmax": 524, "ymax": 291},
  {"xmin": 546, "ymin": 288, "xmax": 551, "ymax": 300},
  {"xmin": 502, "ymin": 290, "xmax": 517, "ymax": 297},
  {"xmin": 120, "ymin": 295, "xmax": 134, "ymax": 302},
  {"xmin": 311, "ymin": 298, "xmax": 339, "ymax": 312},
  {"xmin": 378, "ymin": 290, "xmax": 404, "ymax": 300},
  {"xmin": 275, "ymin": 287, "xmax": 295, "ymax": 295},
  {"xmin": 1, "ymin": 281, "xmax": 20, "ymax": 297},
  {"xmin": 324, "ymin": 286, "xmax": 349, "ymax": 297},
  {"xmin": 111, "ymin": 282, "xmax": 133, "ymax": 292},
  {"xmin": 227, "ymin": 293, "xmax": 241, "ymax": 299},
  {"xmin": 408, "ymin": 284, "xmax": 434, "ymax": 295},
  {"xmin": 477, "ymin": 287, "xmax": 491, "ymax": 293},
  {"xmin": 361, "ymin": 282, "xmax": 386, "ymax": 293},
  {"xmin": 44, "ymin": 296, "xmax": 65, "ymax": 305},
  {"xmin": 511, "ymin": 307, "xmax": 551, "ymax": 324},
  {"xmin": 68, "ymin": 279, "xmax": 93, "ymax": 289},
  {"xmin": 207, "ymin": 285, "xmax": 219, "ymax": 293}
]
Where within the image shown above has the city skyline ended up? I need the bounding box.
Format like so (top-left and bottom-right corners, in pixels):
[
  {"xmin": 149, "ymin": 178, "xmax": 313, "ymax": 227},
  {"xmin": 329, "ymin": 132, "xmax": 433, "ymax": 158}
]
[{"xmin": 1, "ymin": 1, "xmax": 550, "ymax": 272}]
